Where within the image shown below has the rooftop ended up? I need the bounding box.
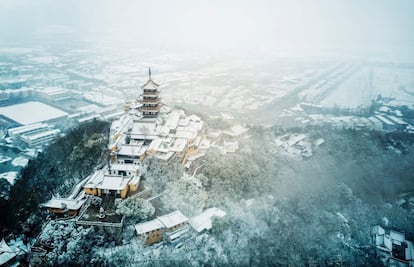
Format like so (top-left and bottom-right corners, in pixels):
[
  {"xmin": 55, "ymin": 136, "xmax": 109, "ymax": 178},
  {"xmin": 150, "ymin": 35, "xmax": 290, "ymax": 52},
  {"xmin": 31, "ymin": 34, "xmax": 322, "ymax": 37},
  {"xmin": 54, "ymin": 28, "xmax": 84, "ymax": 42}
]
[
  {"xmin": 141, "ymin": 79, "xmax": 160, "ymax": 90},
  {"xmin": 158, "ymin": 210, "xmax": 188, "ymax": 229},
  {"xmin": 135, "ymin": 219, "xmax": 164, "ymax": 234},
  {"xmin": 42, "ymin": 197, "xmax": 86, "ymax": 210},
  {"xmin": 189, "ymin": 208, "xmax": 226, "ymax": 233}
]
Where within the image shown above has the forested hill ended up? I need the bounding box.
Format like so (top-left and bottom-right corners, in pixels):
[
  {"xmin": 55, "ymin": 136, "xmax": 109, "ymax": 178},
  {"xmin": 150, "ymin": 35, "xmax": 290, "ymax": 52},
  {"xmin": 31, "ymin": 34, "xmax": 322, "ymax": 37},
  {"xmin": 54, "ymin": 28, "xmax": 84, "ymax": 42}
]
[
  {"xmin": 0, "ymin": 120, "xmax": 109, "ymax": 239},
  {"xmin": 1, "ymin": 118, "xmax": 414, "ymax": 266}
]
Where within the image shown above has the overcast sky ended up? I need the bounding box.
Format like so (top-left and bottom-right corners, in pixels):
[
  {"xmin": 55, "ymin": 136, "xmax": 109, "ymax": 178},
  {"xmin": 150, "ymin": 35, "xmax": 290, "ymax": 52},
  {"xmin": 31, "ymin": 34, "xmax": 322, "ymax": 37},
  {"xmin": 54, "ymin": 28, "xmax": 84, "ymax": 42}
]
[{"xmin": 0, "ymin": 0, "xmax": 413, "ymax": 55}]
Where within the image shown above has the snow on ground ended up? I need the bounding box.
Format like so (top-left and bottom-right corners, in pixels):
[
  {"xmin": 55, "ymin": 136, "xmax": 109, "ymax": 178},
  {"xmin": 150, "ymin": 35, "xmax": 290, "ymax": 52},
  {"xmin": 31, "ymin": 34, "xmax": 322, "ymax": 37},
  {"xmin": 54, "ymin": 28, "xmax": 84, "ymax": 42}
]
[
  {"xmin": 0, "ymin": 101, "xmax": 68, "ymax": 125},
  {"xmin": 29, "ymin": 56, "xmax": 56, "ymax": 64},
  {"xmin": 11, "ymin": 157, "xmax": 29, "ymax": 167},
  {"xmin": 0, "ymin": 171, "xmax": 19, "ymax": 185},
  {"xmin": 321, "ymin": 67, "xmax": 414, "ymax": 108}
]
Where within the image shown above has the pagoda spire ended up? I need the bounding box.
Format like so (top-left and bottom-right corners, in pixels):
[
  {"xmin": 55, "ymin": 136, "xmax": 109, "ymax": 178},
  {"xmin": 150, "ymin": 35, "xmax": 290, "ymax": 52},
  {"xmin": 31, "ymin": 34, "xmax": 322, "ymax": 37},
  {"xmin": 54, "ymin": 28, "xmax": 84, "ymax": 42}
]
[{"xmin": 140, "ymin": 68, "xmax": 160, "ymax": 118}]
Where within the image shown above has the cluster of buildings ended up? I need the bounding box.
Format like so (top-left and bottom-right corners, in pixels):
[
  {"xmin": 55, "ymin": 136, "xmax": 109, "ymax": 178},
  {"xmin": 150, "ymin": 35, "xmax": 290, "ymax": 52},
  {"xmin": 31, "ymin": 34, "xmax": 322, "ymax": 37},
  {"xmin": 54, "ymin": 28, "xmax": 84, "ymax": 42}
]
[
  {"xmin": 39, "ymin": 70, "xmax": 226, "ymax": 255},
  {"xmin": 371, "ymin": 225, "xmax": 414, "ymax": 267},
  {"xmin": 298, "ymin": 102, "xmax": 414, "ymax": 133},
  {"xmin": 7, "ymin": 122, "xmax": 61, "ymax": 148},
  {"xmin": 273, "ymin": 133, "xmax": 324, "ymax": 159},
  {"xmin": 42, "ymin": 70, "xmax": 223, "ymax": 245},
  {"xmin": 108, "ymin": 70, "xmax": 208, "ymax": 170},
  {"xmin": 135, "ymin": 208, "xmax": 226, "ymax": 246}
]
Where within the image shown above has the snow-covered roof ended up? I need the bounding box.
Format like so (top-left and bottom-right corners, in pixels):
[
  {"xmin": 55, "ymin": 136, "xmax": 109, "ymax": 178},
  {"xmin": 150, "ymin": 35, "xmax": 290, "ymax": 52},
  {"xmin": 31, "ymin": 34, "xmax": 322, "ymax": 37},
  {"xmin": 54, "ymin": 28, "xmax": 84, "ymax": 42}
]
[
  {"xmin": 118, "ymin": 144, "xmax": 147, "ymax": 156},
  {"xmin": 147, "ymin": 139, "xmax": 162, "ymax": 152},
  {"xmin": 189, "ymin": 208, "xmax": 226, "ymax": 233},
  {"xmin": 96, "ymin": 175, "xmax": 130, "ymax": 191},
  {"xmin": 0, "ymin": 171, "xmax": 18, "ymax": 185},
  {"xmin": 0, "ymin": 239, "xmax": 16, "ymax": 266},
  {"xmin": 287, "ymin": 134, "xmax": 307, "ymax": 146},
  {"xmin": 175, "ymin": 129, "xmax": 197, "ymax": 140},
  {"xmin": 165, "ymin": 111, "xmax": 180, "ymax": 130},
  {"xmin": 154, "ymin": 151, "xmax": 175, "ymax": 162},
  {"xmin": 375, "ymin": 115, "xmax": 395, "ymax": 125},
  {"xmin": 135, "ymin": 219, "xmax": 164, "ymax": 234},
  {"xmin": 131, "ymin": 121, "xmax": 158, "ymax": 139},
  {"xmin": 110, "ymin": 163, "xmax": 140, "ymax": 173},
  {"xmin": 8, "ymin": 122, "xmax": 49, "ymax": 136},
  {"xmin": 390, "ymin": 230, "xmax": 405, "ymax": 243},
  {"xmin": 387, "ymin": 116, "xmax": 407, "ymax": 125},
  {"xmin": 42, "ymin": 197, "xmax": 86, "ymax": 210},
  {"xmin": 141, "ymin": 79, "xmax": 159, "ymax": 90},
  {"xmin": 158, "ymin": 210, "xmax": 188, "ymax": 229},
  {"xmin": 21, "ymin": 129, "xmax": 60, "ymax": 141},
  {"xmin": 84, "ymin": 170, "xmax": 105, "ymax": 188},
  {"xmin": 0, "ymin": 101, "xmax": 68, "ymax": 125},
  {"xmin": 170, "ymin": 138, "xmax": 187, "ymax": 153}
]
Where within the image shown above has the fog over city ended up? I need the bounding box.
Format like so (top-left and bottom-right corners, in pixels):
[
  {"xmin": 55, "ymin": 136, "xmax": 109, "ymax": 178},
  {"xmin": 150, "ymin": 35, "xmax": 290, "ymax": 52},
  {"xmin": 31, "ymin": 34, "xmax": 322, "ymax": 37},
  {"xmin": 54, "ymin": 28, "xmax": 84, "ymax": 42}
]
[
  {"xmin": 0, "ymin": 1, "xmax": 414, "ymax": 266},
  {"xmin": 1, "ymin": 0, "xmax": 414, "ymax": 55}
]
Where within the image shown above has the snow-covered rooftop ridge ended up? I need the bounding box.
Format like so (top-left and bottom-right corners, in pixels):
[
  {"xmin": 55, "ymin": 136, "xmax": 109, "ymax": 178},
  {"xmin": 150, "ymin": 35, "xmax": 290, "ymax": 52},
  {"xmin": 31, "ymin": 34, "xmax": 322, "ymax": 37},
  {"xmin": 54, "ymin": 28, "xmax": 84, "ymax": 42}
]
[
  {"xmin": 0, "ymin": 101, "xmax": 68, "ymax": 125},
  {"xmin": 97, "ymin": 175, "xmax": 130, "ymax": 190},
  {"xmin": 141, "ymin": 79, "xmax": 159, "ymax": 90},
  {"xmin": 158, "ymin": 210, "xmax": 188, "ymax": 229},
  {"xmin": 110, "ymin": 163, "xmax": 140, "ymax": 172},
  {"xmin": 118, "ymin": 144, "xmax": 147, "ymax": 156},
  {"xmin": 189, "ymin": 207, "xmax": 226, "ymax": 233},
  {"xmin": 42, "ymin": 197, "xmax": 86, "ymax": 210},
  {"xmin": 21, "ymin": 129, "xmax": 60, "ymax": 141},
  {"xmin": 8, "ymin": 122, "xmax": 49, "ymax": 136},
  {"xmin": 135, "ymin": 218, "xmax": 164, "ymax": 234},
  {"xmin": 135, "ymin": 210, "xmax": 189, "ymax": 234}
]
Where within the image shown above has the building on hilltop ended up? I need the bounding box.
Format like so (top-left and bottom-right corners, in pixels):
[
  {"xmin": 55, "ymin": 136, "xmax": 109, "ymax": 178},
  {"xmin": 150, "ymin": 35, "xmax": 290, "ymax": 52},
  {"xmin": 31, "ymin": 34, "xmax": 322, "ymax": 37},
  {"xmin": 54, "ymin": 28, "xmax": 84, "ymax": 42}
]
[
  {"xmin": 83, "ymin": 169, "xmax": 141, "ymax": 199},
  {"xmin": 371, "ymin": 225, "xmax": 414, "ymax": 266},
  {"xmin": 108, "ymin": 69, "xmax": 207, "ymax": 167},
  {"xmin": 135, "ymin": 210, "xmax": 189, "ymax": 245},
  {"xmin": 139, "ymin": 68, "xmax": 161, "ymax": 118}
]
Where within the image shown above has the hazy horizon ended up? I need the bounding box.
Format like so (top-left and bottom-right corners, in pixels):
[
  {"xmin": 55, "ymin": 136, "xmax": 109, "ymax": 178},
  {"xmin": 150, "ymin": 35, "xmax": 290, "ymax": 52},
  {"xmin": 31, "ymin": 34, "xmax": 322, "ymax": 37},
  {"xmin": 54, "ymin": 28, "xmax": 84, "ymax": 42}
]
[{"xmin": 0, "ymin": 0, "xmax": 413, "ymax": 59}]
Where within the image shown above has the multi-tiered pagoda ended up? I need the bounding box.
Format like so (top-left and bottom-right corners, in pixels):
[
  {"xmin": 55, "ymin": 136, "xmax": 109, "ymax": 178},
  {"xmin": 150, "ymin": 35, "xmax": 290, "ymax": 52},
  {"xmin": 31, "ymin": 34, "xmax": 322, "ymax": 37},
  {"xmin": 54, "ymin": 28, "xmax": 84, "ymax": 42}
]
[{"xmin": 139, "ymin": 68, "xmax": 160, "ymax": 118}]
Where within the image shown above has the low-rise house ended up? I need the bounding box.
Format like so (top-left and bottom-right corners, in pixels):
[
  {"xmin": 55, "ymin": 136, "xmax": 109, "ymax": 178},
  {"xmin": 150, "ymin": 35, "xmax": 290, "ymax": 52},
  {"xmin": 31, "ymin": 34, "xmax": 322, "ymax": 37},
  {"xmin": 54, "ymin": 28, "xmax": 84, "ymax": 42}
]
[
  {"xmin": 135, "ymin": 219, "xmax": 164, "ymax": 245},
  {"xmin": 42, "ymin": 198, "xmax": 87, "ymax": 216},
  {"xmin": 135, "ymin": 210, "xmax": 189, "ymax": 245},
  {"xmin": 371, "ymin": 225, "xmax": 414, "ymax": 267},
  {"xmin": 189, "ymin": 208, "xmax": 226, "ymax": 233},
  {"xmin": 375, "ymin": 115, "xmax": 397, "ymax": 131},
  {"xmin": 158, "ymin": 210, "xmax": 189, "ymax": 234},
  {"xmin": 8, "ymin": 122, "xmax": 49, "ymax": 139},
  {"xmin": 109, "ymin": 163, "xmax": 140, "ymax": 177},
  {"xmin": 20, "ymin": 129, "xmax": 61, "ymax": 148},
  {"xmin": 116, "ymin": 143, "xmax": 147, "ymax": 163},
  {"xmin": 84, "ymin": 170, "xmax": 140, "ymax": 199}
]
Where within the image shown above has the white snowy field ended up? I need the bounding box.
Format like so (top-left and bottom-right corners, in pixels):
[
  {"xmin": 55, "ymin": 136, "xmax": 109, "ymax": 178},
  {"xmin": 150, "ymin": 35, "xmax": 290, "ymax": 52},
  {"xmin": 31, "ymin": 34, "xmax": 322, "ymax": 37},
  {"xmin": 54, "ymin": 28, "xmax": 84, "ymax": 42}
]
[
  {"xmin": 0, "ymin": 101, "xmax": 68, "ymax": 125},
  {"xmin": 11, "ymin": 157, "xmax": 29, "ymax": 167},
  {"xmin": 0, "ymin": 171, "xmax": 19, "ymax": 185},
  {"xmin": 321, "ymin": 67, "xmax": 414, "ymax": 108}
]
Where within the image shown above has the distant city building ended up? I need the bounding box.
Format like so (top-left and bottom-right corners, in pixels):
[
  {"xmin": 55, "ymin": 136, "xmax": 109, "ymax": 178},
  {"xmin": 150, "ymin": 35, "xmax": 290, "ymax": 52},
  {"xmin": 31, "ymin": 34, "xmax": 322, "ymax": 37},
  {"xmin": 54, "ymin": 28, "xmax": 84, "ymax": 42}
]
[{"xmin": 20, "ymin": 129, "xmax": 61, "ymax": 148}]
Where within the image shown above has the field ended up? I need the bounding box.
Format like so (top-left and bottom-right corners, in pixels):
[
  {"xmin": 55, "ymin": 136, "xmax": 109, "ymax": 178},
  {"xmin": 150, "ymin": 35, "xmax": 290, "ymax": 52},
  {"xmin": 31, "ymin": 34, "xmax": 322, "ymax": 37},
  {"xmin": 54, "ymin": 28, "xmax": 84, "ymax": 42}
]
[{"xmin": 321, "ymin": 66, "xmax": 414, "ymax": 108}]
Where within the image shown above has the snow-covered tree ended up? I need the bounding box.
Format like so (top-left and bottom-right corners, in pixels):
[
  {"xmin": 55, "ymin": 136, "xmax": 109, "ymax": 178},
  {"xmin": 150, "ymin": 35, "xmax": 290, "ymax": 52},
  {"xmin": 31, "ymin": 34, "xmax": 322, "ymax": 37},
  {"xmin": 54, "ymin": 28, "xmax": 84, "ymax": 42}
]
[{"xmin": 115, "ymin": 196, "xmax": 155, "ymax": 222}]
